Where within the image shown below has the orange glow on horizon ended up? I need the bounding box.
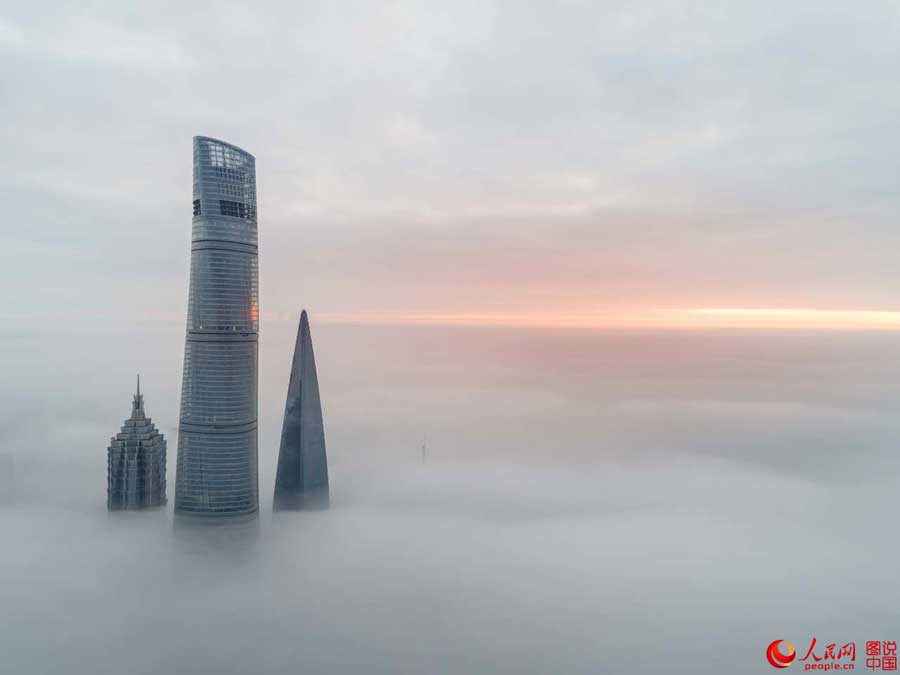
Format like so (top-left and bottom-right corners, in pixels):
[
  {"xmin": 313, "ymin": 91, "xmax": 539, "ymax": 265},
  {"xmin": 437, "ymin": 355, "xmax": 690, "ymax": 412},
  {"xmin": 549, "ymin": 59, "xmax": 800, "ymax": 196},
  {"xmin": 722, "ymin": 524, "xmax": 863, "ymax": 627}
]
[{"xmin": 303, "ymin": 307, "xmax": 900, "ymax": 331}]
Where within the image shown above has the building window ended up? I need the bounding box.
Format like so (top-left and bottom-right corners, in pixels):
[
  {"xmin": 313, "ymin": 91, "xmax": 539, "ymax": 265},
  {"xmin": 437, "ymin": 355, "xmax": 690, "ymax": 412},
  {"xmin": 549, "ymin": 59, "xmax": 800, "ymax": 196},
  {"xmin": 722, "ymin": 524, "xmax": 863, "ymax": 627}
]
[
  {"xmin": 219, "ymin": 200, "xmax": 249, "ymax": 219},
  {"xmin": 193, "ymin": 199, "xmax": 201, "ymax": 216}
]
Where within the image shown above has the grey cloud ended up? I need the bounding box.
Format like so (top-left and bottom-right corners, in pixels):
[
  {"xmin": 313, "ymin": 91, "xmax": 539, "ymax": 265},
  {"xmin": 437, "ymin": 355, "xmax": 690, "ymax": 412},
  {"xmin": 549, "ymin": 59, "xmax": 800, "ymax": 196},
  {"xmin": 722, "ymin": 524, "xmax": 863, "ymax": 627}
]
[{"xmin": 1, "ymin": 1, "xmax": 899, "ymax": 318}]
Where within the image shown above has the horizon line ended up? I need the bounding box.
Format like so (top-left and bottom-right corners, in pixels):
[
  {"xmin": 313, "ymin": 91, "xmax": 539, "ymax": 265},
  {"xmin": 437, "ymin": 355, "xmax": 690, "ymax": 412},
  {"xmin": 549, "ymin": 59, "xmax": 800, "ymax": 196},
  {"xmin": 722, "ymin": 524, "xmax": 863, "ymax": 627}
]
[
  {"xmin": 312, "ymin": 308, "xmax": 900, "ymax": 330},
  {"xmin": 10, "ymin": 307, "xmax": 900, "ymax": 330}
]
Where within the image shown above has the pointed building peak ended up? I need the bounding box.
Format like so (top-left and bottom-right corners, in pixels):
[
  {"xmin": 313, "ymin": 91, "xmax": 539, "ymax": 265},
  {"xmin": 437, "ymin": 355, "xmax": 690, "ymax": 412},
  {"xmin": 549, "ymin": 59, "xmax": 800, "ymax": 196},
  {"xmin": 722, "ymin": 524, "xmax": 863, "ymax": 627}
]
[
  {"xmin": 299, "ymin": 310, "xmax": 312, "ymax": 342},
  {"xmin": 274, "ymin": 309, "xmax": 329, "ymax": 511},
  {"xmin": 132, "ymin": 374, "xmax": 145, "ymax": 418}
]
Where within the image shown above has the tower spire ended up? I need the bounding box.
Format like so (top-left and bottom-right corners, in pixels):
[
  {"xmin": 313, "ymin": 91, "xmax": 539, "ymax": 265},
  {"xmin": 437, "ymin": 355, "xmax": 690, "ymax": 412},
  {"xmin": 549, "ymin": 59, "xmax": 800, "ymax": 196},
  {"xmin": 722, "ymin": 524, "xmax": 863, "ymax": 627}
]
[{"xmin": 133, "ymin": 374, "xmax": 144, "ymax": 418}]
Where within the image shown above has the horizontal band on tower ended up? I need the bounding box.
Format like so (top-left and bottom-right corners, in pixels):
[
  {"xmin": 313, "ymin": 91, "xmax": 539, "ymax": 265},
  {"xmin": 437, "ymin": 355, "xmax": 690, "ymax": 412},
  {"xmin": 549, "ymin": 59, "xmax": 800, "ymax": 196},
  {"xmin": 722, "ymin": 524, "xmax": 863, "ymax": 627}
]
[
  {"xmin": 191, "ymin": 239, "xmax": 258, "ymax": 255},
  {"xmin": 186, "ymin": 332, "xmax": 257, "ymax": 341},
  {"xmin": 179, "ymin": 420, "xmax": 257, "ymax": 434}
]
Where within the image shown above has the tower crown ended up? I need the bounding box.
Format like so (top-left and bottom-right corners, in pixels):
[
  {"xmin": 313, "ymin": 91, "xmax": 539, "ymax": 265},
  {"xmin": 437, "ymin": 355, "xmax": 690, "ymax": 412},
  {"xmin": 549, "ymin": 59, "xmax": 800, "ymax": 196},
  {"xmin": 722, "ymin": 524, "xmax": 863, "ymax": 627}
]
[{"xmin": 107, "ymin": 377, "xmax": 167, "ymax": 510}]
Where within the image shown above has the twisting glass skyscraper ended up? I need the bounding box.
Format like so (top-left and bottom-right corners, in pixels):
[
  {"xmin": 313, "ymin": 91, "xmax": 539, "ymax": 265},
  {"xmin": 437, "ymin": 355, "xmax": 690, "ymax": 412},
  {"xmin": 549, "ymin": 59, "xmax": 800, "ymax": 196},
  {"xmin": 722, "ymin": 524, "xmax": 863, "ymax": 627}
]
[{"xmin": 175, "ymin": 136, "xmax": 259, "ymax": 516}]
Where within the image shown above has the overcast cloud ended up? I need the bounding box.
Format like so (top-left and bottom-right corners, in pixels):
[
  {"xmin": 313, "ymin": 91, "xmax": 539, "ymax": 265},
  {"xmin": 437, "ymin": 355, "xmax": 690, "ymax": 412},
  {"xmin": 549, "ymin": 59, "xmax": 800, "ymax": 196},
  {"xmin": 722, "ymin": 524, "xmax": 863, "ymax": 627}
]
[{"xmin": 1, "ymin": 1, "xmax": 899, "ymax": 320}]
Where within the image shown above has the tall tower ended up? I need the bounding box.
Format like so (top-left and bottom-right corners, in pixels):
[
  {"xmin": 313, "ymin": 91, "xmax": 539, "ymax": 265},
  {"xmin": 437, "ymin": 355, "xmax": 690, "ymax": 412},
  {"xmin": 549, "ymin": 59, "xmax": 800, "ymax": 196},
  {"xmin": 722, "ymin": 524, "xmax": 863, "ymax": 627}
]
[
  {"xmin": 175, "ymin": 136, "xmax": 259, "ymax": 517},
  {"xmin": 273, "ymin": 310, "xmax": 330, "ymax": 510}
]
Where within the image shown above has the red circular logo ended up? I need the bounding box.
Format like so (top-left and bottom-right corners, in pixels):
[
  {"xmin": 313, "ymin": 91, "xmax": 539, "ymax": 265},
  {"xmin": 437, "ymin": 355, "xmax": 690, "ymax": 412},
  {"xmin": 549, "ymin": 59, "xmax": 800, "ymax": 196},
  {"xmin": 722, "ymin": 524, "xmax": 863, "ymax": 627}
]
[{"xmin": 767, "ymin": 640, "xmax": 796, "ymax": 669}]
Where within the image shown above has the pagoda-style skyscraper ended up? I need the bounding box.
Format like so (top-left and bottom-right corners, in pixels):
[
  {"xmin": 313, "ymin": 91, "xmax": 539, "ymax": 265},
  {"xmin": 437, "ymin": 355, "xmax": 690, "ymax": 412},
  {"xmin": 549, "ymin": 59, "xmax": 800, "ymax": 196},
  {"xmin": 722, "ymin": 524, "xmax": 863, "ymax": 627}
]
[
  {"xmin": 107, "ymin": 376, "xmax": 167, "ymax": 510},
  {"xmin": 274, "ymin": 310, "xmax": 330, "ymax": 510},
  {"xmin": 175, "ymin": 137, "xmax": 259, "ymax": 517}
]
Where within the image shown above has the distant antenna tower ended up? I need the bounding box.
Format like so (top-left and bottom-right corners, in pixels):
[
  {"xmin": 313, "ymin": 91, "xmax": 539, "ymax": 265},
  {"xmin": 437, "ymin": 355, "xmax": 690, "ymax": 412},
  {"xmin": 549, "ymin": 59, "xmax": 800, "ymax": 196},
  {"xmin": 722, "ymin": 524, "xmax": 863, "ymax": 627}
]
[{"xmin": 421, "ymin": 435, "xmax": 427, "ymax": 464}]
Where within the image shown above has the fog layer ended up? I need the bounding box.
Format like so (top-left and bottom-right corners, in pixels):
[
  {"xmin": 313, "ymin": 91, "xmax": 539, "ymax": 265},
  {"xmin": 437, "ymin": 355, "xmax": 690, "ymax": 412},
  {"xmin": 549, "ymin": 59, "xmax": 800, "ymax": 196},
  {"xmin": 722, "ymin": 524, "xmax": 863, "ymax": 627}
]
[{"xmin": 1, "ymin": 321, "xmax": 898, "ymax": 674}]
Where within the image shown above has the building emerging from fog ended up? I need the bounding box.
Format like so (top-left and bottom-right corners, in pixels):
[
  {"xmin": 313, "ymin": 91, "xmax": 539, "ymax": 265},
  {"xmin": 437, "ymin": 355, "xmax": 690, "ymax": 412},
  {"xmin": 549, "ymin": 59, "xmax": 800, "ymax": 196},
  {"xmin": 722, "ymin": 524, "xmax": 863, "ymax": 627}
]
[
  {"xmin": 175, "ymin": 137, "xmax": 259, "ymax": 517},
  {"xmin": 274, "ymin": 310, "xmax": 330, "ymax": 510},
  {"xmin": 108, "ymin": 376, "xmax": 167, "ymax": 510}
]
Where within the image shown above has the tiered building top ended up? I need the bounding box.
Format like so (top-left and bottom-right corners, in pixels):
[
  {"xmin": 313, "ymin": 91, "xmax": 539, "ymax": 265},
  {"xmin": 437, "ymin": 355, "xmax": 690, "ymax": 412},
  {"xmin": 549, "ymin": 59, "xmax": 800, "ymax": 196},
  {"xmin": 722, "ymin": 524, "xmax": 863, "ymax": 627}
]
[{"xmin": 107, "ymin": 376, "xmax": 167, "ymax": 510}]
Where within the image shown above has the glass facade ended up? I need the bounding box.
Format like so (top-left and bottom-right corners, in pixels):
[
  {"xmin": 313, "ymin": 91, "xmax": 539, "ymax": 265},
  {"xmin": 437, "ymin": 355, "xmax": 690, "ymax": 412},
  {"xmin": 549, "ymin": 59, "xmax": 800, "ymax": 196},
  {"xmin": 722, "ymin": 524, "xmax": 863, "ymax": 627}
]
[{"xmin": 175, "ymin": 137, "xmax": 259, "ymax": 516}]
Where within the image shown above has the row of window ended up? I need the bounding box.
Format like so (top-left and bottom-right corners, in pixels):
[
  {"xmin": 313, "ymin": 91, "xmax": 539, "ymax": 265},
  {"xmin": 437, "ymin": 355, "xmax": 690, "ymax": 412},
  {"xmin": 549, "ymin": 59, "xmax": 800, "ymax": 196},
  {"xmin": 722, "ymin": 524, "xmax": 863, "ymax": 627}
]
[
  {"xmin": 205, "ymin": 165, "xmax": 251, "ymax": 182},
  {"xmin": 219, "ymin": 200, "xmax": 251, "ymax": 219},
  {"xmin": 192, "ymin": 199, "xmax": 257, "ymax": 221},
  {"xmin": 192, "ymin": 181, "xmax": 251, "ymax": 196},
  {"xmin": 203, "ymin": 143, "xmax": 252, "ymax": 170}
]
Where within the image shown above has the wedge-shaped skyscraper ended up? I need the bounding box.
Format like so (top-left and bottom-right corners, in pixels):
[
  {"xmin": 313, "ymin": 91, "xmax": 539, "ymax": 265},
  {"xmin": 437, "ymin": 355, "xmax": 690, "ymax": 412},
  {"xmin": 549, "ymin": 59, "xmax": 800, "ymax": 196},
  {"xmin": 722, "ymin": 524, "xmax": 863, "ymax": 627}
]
[
  {"xmin": 274, "ymin": 310, "xmax": 330, "ymax": 510},
  {"xmin": 175, "ymin": 137, "xmax": 259, "ymax": 517},
  {"xmin": 108, "ymin": 376, "xmax": 167, "ymax": 510}
]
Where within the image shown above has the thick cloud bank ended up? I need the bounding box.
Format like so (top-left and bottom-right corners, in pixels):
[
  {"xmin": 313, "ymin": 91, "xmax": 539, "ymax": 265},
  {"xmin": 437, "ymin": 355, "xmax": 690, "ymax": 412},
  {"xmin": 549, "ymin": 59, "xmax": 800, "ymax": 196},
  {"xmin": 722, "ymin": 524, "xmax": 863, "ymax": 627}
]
[{"xmin": 1, "ymin": 322, "xmax": 898, "ymax": 674}]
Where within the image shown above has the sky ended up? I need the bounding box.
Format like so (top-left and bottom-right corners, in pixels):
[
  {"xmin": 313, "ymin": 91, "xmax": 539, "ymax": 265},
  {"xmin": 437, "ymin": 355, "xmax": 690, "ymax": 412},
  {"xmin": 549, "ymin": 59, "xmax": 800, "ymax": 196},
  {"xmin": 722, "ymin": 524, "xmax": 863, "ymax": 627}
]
[{"xmin": 2, "ymin": 1, "xmax": 899, "ymax": 327}]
